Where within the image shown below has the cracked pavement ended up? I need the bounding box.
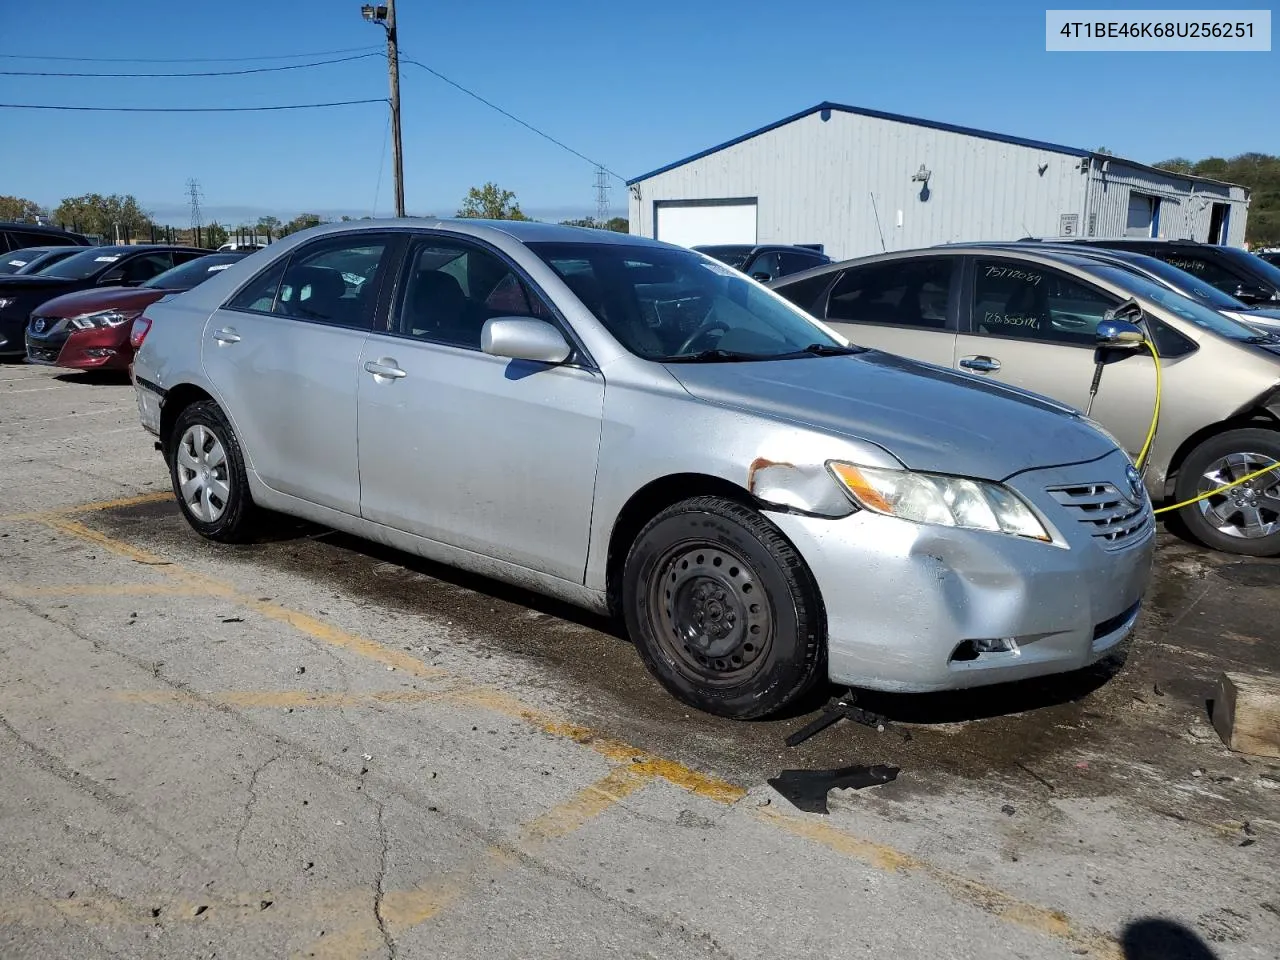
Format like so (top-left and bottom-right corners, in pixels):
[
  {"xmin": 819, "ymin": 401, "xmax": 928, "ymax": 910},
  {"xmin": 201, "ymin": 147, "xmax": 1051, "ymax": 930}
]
[{"xmin": 1, "ymin": 364, "xmax": 1278, "ymax": 960}]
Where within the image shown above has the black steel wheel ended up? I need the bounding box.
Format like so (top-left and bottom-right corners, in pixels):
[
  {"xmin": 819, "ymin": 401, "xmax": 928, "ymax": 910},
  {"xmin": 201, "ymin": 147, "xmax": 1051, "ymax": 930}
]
[{"xmin": 622, "ymin": 496, "xmax": 825, "ymax": 719}]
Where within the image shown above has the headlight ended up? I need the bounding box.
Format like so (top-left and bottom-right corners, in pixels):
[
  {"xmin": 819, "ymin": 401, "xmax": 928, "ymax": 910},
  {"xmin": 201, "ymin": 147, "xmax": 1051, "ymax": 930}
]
[
  {"xmin": 828, "ymin": 461, "xmax": 1052, "ymax": 541},
  {"xmin": 70, "ymin": 309, "xmax": 142, "ymax": 330}
]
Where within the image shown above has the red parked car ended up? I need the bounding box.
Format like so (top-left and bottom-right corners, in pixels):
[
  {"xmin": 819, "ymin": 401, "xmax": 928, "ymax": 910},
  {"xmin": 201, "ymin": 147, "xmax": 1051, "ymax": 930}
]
[{"xmin": 25, "ymin": 252, "xmax": 249, "ymax": 371}]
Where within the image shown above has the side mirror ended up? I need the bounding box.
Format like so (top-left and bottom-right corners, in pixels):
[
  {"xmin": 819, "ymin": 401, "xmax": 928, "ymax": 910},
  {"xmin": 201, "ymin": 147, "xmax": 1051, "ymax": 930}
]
[
  {"xmin": 99, "ymin": 268, "xmax": 126, "ymax": 285},
  {"xmin": 1095, "ymin": 319, "xmax": 1145, "ymax": 348},
  {"xmin": 750, "ymin": 271, "xmax": 772, "ymax": 282},
  {"xmin": 1234, "ymin": 283, "xmax": 1271, "ymax": 303},
  {"xmin": 481, "ymin": 317, "xmax": 571, "ymax": 364}
]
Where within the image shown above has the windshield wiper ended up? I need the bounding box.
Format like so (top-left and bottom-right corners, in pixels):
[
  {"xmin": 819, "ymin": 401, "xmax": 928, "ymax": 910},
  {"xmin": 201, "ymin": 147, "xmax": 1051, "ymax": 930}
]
[
  {"xmin": 797, "ymin": 342, "xmax": 866, "ymax": 356},
  {"xmin": 662, "ymin": 348, "xmax": 772, "ymax": 363}
]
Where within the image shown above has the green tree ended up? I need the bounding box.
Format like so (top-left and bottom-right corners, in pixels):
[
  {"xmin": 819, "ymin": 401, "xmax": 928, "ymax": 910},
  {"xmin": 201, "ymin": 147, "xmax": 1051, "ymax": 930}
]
[
  {"xmin": 457, "ymin": 183, "xmax": 528, "ymax": 220},
  {"xmin": 1155, "ymin": 152, "xmax": 1280, "ymax": 247},
  {"xmin": 282, "ymin": 212, "xmax": 323, "ymax": 235},
  {"xmin": 0, "ymin": 195, "xmax": 43, "ymax": 221},
  {"xmin": 256, "ymin": 215, "xmax": 282, "ymax": 240},
  {"xmin": 559, "ymin": 216, "xmax": 629, "ymax": 232},
  {"xmin": 52, "ymin": 193, "xmax": 153, "ymax": 239},
  {"xmin": 204, "ymin": 221, "xmax": 229, "ymax": 249}
]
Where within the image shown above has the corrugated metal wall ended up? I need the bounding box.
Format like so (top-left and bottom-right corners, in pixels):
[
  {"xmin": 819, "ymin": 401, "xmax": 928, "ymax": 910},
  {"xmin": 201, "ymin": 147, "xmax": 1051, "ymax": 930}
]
[
  {"xmin": 629, "ymin": 110, "xmax": 1250, "ymax": 259},
  {"xmin": 1084, "ymin": 160, "xmax": 1250, "ymax": 245}
]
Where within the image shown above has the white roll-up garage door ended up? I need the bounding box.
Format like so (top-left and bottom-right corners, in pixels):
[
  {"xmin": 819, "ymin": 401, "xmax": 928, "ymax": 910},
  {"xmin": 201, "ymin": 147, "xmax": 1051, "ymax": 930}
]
[{"xmin": 654, "ymin": 201, "xmax": 757, "ymax": 248}]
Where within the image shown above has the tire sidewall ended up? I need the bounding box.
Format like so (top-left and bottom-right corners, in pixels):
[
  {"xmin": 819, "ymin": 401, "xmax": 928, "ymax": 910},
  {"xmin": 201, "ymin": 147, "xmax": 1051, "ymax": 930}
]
[
  {"xmin": 1174, "ymin": 427, "xmax": 1280, "ymax": 557},
  {"xmin": 623, "ymin": 501, "xmax": 822, "ymax": 718},
  {"xmin": 168, "ymin": 401, "xmax": 252, "ymax": 541}
]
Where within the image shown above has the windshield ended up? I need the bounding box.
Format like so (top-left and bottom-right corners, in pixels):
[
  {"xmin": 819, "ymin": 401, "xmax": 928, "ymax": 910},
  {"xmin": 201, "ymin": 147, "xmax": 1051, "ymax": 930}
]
[
  {"xmin": 1122, "ymin": 255, "xmax": 1246, "ymax": 309},
  {"xmin": 527, "ymin": 242, "xmax": 846, "ymax": 361},
  {"xmin": 1093, "ymin": 265, "xmax": 1265, "ymax": 342},
  {"xmin": 1, "ymin": 248, "xmax": 52, "ymax": 275},
  {"xmin": 143, "ymin": 254, "xmax": 244, "ymax": 291},
  {"xmin": 38, "ymin": 247, "xmax": 130, "ymax": 280}
]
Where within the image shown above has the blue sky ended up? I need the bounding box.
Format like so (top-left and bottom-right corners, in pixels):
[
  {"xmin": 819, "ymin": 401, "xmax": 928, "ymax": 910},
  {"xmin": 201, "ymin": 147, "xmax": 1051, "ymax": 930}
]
[{"xmin": 1, "ymin": 0, "xmax": 1275, "ymax": 226}]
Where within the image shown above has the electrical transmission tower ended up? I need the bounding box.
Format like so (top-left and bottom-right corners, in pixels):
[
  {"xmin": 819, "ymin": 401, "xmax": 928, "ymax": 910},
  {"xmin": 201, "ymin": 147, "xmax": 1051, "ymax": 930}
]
[
  {"xmin": 594, "ymin": 165, "xmax": 610, "ymax": 226},
  {"xmin": 186, "ymin": 178, "xmax": 203, "ymax": 232}
]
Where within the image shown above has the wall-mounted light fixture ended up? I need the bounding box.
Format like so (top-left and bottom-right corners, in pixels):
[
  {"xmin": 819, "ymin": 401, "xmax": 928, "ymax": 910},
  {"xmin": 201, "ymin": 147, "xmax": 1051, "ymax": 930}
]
[{"xmin": 911, "ymin": 164, "xmax": 932, "ymax": 201}]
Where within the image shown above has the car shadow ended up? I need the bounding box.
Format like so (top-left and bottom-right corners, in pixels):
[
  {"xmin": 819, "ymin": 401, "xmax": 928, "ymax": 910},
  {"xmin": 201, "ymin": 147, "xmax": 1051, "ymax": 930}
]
[
  {"xmin": 1120, "ymin": 918, "xmax": 1219, "ymax": 960},
  {"xmin": 54, "ymin": 370, "xmax": 131, "ymax": 385}
]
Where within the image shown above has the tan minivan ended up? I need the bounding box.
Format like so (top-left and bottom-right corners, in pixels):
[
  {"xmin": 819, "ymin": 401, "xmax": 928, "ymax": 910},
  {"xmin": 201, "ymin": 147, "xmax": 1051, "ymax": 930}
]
[{"xmin": 772, "ymin": 244, "xmax": 1280, "ymax": 556}]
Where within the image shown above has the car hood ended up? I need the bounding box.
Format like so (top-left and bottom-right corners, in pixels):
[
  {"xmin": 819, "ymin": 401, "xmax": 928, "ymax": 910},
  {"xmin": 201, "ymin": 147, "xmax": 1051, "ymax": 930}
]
[
  {"xmin": 34, "ymin": 286, "xmax": 164, "ymax": 318},
  {"xmin": 665, "ymin": 350, "xmax": 1117, "ymax": 481},
  {"xmin": 0, "ymin": 275, "xmax": 77, "ymax": 291}
]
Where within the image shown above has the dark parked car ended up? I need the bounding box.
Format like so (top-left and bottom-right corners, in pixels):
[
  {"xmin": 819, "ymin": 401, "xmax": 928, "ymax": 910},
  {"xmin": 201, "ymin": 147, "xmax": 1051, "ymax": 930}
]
[
  {"xmin": 1257, "ymin": 250, "xmax": 1280, "ymax": 268},
  {"xmin": 693, "ymin": 244, "xmax": 831, "ymax": 282},
  {"xmin": 26, "ymin": 251, "xmax": 251, "ymax": 371},
  {"xmin": 0, "ymin": 244, "xmax": 207, "ymax": 357},
  {"xmin": 1023, "ymin": 238, "xmax": 1280, "ymax": 307},
  {"xmin": 0, "ymin": 246, "xmax": 83, "ymax": 276},
  {"xmin": 0, "ymin": 221, "xmax": 90, "ymax": 252}
]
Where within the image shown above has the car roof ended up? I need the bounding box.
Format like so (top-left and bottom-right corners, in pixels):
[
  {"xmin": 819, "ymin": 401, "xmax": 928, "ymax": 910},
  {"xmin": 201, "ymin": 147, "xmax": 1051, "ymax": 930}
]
[
  {"xmin": 283, "ymin": 217, "xmax": 670, "ymax": 250},
  {"xmin": 6, "ymin": 245, "xmax": 64, "ymax": 255}
]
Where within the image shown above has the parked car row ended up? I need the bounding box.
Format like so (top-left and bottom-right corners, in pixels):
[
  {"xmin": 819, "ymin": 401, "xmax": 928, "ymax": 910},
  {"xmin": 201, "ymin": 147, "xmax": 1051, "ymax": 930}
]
[{"xmin": 0, "ymin": 241, "xmax": 246, "ymax": 366}]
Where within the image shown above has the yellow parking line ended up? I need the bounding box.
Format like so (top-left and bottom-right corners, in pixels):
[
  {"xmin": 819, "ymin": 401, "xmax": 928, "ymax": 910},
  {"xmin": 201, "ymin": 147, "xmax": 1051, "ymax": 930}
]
[
  {"xmin": 29, "ymin": 496, "xmax": 1125, "ymax": 958},
  {"xmin": 518, "ymin": 765, "xmax": 652, "ymax": 846},
  {"xmin": 114, "ymin": 690, "xmax": 446, "ymax": 708},
  {"xmin": 61, "ymin": 490, "xmax": 175, "ymax": 515}
]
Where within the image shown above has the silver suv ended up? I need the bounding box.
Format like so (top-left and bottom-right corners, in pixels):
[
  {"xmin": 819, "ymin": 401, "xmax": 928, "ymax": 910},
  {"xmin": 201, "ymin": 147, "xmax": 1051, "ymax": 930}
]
[
  {"xmin": 131, "ymin": 221, "xmax": 1153, "ymax": 717},
  {"xmin": 773, "ymin": 245, "xmax": 1280, "ymax": 556}
]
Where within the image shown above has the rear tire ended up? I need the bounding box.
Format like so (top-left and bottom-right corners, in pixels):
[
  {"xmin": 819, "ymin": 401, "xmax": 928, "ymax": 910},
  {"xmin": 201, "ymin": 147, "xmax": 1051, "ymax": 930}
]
[
  {"xmin": 622, "ymin": 496, "xmax": 826, "ymax": 719},
  {"xmin": 1173, "ymin": 428, "xmax": 1280, "ymax": 557},
  {"xmin": 168, "ymin": 400, "xmax": 259, "ymax": 543}
]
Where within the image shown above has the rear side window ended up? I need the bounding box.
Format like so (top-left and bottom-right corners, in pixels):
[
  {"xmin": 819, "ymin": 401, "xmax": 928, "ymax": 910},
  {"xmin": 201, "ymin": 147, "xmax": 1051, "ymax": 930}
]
[
  {"xmin": 826, "ymin": 258, "xmax": 954, "ymax": 329},
  {"xmin": 972, "ymin": 259, "xmax": 1117, "ymax": 345},
  {"xmin": 1153, "ymin": 252, "xmax": 1244, "ymax": 295},
  {"xmin": 274, "ymin": 238, "xmax": 388, "ymax": 329},
  {"xmin": 227, "ymin": 258, "xmax": 288, "ymax": 313},
  {"xmin": 777, "ymin": 251, "xmax": 823, "ymax": 276}
]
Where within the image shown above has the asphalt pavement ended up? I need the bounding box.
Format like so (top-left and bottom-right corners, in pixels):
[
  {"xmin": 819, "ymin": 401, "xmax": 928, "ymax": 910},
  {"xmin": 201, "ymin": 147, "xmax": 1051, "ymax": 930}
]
[{"xmin": 1, "ymin": 362, "xmax": 1277, "ymax": 960}]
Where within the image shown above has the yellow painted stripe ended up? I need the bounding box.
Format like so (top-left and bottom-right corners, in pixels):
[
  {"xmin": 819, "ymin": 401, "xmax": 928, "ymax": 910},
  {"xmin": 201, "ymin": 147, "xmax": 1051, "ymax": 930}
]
[
  {"xmin": 62, "ymin": 490, "xmax": 175, "ymax": 515},
  {"xmin": 518, "ymin": 765, "xmax": 651, "ymax": 845},
  {"xmin": 114, "ymin": 690, "xmax": 445, "ymax": 708},
  {"xmin": 759, "ymin": 808, "xmax": 1121, "ymax": 960}
]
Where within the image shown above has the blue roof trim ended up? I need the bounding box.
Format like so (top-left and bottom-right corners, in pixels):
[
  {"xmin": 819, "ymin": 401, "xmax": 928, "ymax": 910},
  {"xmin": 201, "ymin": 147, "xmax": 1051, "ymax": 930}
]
[{"xmin": 626, "ymin": 102, "xmax": 1089, "ymax": 185}]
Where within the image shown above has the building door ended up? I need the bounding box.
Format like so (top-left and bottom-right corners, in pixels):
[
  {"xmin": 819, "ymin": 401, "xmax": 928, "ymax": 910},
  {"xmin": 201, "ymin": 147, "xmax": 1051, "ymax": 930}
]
[
  {"xmin": 654, "ymin": 200, "xmax": 757, "ymax": 248},
  {"xmin": 1125, "ymin": 193, "xmax": 1158, "ymax": 237},
  {"xmin": 1209, "ymin": 203, "xmax": 1229, "ymax": 244}
]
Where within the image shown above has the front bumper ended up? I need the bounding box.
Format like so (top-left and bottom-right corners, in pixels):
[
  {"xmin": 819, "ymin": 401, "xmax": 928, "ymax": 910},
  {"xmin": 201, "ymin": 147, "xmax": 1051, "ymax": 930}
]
[
  {"xmin": 0, "ymin": 315, "xmax": 24, "ymax": 356},
  {"xmin": 49, "ymin": 325, "xmax": 132, "ymax": 370},
  {"xmin": 772, "ymin": 450, "xmax": 1155, "ymax": 693}
]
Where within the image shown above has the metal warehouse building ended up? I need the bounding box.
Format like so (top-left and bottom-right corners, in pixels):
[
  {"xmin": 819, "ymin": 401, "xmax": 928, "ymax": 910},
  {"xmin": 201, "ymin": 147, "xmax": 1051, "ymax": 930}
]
[{"xmin": 626, "ymin": 102, "xmax": 1250, "ymax": 261}]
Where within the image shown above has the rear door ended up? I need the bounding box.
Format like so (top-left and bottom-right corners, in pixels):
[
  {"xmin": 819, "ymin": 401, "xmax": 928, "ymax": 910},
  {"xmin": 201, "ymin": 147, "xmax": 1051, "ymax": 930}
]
[
  {"xmin": 201, "ymin": 232, "xmax": 396, "ymax": 513},
  {"xmin": 815, "ymin": 255, "xmax": 960, "ymax": 366}
]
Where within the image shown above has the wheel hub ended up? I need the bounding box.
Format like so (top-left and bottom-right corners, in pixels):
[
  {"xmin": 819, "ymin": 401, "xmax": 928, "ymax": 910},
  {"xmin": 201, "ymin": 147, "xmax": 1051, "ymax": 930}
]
[
  {"xmin": 651, "ymin": 544, "xmax": 772, "ymax": 684},
  {"xmin": 1197, "ymin": 451, "xmax": 1280, "ymax": 540}
]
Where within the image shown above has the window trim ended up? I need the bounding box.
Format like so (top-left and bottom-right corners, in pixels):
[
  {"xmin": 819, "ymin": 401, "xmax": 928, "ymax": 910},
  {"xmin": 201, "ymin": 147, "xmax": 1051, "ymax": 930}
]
[
  {"xmin": 821, "ymin": 255, "xmax": 963, "ymax": 333},
  {"xmin": 219, "ymin": 230, "xmax": 400, "ymax": 332},
  {"xmin": 372, "ymin": 229, "xmax": 598, "ymax": 370},
  {"xmin": 960, "ymin": 255, "xmax": 1125, "ymax": 350}
]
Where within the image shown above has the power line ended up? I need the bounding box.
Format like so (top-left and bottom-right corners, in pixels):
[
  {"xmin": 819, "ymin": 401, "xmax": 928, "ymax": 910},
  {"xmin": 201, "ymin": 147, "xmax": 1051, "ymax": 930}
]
[
  {"xmin": 0, "ymin": 99, "xmax": 387, "ymax": 113},
  {"xmin": 0, "ymin": 52, "xmax": 382, "ymax": 79},
  {"xmin": 400, "ymin": 56, "xmax": 624, "ymax": 181},
  {"xmin": 0, "ymin": 45, "xmax": 384, "ymax": 64}
]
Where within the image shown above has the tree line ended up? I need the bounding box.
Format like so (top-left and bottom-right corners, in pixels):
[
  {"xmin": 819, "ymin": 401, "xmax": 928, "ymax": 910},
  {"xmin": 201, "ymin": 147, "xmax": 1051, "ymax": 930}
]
[
  {"xmin": 0, "ymin": 181, "xmax": 628, "ymax": 250},
  {"xmin": 1155, "ymin": 153, "xmax": 1280, "ymax": 247}
]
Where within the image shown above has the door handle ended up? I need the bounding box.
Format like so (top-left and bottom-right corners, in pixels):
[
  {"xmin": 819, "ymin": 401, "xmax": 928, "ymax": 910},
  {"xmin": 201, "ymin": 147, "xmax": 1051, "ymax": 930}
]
[
  {"xmin": 959, "ymin": 355, "xmax": 1001, "ymax": 373},
  {"xmin": 365, "ymin": 358, "xmax": 407, "ymax": 380},
  {"xmin": 212, "ymin": 327, "xmax": 241, "ymax": 344}
]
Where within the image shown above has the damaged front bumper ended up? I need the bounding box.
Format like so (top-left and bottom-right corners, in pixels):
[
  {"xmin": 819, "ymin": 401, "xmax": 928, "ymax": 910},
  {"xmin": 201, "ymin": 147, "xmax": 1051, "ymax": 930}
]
[{"xmin": 770, "ymin": 450, "xmax": 1155, "ymax": 693}]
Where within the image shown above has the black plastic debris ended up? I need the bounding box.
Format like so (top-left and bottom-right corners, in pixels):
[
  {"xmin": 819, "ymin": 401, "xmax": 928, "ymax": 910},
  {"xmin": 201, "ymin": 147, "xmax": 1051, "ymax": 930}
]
[
  {"xmin": 767, "ymin": 765, "xmax": 899, "ymax": 814},
  {"xmin": 785, "ymin": 691, "xmax": 907, "ymax": 747}
]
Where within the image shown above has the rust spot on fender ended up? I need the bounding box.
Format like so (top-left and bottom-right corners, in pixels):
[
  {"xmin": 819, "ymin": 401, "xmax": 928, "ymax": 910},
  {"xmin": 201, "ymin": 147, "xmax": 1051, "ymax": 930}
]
[{"xmin": 747, "ymin": 457, "xmax": 795, "ymax": 492}]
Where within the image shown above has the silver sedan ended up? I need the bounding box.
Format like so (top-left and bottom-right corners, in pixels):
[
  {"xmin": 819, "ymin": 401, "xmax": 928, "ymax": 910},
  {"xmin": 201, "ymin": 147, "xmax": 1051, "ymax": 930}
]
[{"xmin": 130, "ymin": 220, "xmax": 1154, "ymax": 718}]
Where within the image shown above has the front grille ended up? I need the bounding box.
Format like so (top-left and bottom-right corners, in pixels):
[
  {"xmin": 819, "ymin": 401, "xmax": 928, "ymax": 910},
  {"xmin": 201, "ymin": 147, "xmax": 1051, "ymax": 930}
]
[{"xmin": 1047, "ymin": 482, "xmax": 1152, "ymax": 550}]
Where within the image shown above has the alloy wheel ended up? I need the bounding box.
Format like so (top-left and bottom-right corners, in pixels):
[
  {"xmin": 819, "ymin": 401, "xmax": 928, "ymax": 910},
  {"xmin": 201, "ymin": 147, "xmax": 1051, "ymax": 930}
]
[
  {"xmin": 176, "ymin": 424, "xmax": 231, "ymax": 523},
  {"xmin": 1197, "ymin": 451, "xmax": 1280, "ymax": 539}
]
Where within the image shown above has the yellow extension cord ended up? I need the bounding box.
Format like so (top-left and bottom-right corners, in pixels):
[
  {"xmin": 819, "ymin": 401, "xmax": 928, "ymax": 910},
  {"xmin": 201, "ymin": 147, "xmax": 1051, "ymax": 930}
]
[{"xmin": 1124, "ymin": 336, "xmax": 1280, "ymax": 516}]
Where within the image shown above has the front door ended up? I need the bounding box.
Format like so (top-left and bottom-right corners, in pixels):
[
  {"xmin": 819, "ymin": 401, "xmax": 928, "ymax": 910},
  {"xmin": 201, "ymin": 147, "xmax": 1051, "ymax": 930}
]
[
  {"xmin": 953, "ymin": 256, "xmax": 1158, "ymax": 458},
  {"xmin": 201, "ymin": 232, "xmax": 394, "ymax": 513},
  {"xmin": 357, "ymin": 233, "xmax": 605, "ymax": 582},
  {"xmin": 816, "ymin": 255, "xmax": 960, "ymax": 367}
]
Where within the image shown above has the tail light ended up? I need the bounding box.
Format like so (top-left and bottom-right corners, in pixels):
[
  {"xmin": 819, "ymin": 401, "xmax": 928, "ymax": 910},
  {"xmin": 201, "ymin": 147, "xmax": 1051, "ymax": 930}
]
[{"xmin": 129, "ymin": 316, "xmax": 153, "ymax": 350}]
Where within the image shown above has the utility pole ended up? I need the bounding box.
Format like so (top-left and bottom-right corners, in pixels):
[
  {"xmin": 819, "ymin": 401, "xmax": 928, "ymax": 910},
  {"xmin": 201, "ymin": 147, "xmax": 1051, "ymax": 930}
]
[
  {"xmin": 594, "ymin": 164, "xmax": 610, "ymax": 227},
  {"xmin": 186, "ymin": 178, "xmax": 203, "ymax": 246},
  {"xmin": 362, "ymin": 2, "xmax": 405, "ymax": 217}
]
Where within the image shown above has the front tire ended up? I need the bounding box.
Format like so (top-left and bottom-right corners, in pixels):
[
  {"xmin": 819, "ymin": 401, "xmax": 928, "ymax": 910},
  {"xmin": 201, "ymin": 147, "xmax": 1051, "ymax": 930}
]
[
  {"xmin": 168, "ymin": 400, "xmax": 258, "ymax": 543},
  {"xmin": 1173, "ymin": 428, "xmax": 1280, "ymax": 557},
  {"xmin": 622, "ymin": 496, "xmax": 826, "ymax": 719}
]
